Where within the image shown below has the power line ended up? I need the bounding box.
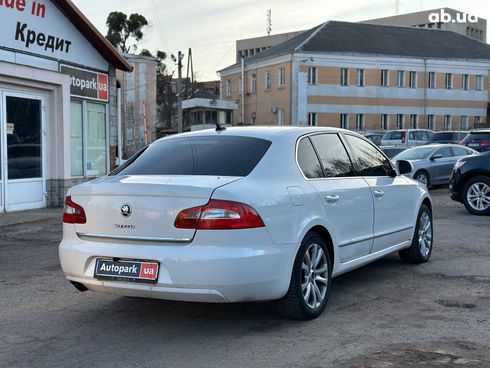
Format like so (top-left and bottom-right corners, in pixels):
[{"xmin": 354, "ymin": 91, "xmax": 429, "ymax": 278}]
[{"xmin": 147, "ymin": 0, "xmax": 169, "ymax": 51}]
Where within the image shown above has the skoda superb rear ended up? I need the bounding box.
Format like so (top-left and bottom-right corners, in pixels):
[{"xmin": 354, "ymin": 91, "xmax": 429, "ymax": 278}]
[{"xmin": 60, "ymin": 127, "xmax": 432, "ymax": 320}]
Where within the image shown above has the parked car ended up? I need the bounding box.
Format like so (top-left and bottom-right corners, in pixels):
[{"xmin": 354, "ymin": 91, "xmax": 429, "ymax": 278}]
[
  {"xmin": 381, "ymin": 129, "xmax": 434, "ymax": 147},
  {"xmin": 429, "ymin": 131, "xmax": 469, "ymax": 144},
  {"xmin": 449, "ymin": 152, "xmax": 490, "ymax": 215},
  {"xmin": 393, "ymin": 144, "xmax": 479, "ymax": 186},
  {"xmin": 460, "ymin": 129, "xmax": 490, "ymax": 153},
  {"xmin": 381, "ymin": 146, "xmax": 407, "ymax": 159},
  {"xmin": 59, "ymin": 127, "xmax": 433, "ymax": 320},
  {"xmin": 364, "ymin": 133, "xmax": 384, "ymax": 146}
]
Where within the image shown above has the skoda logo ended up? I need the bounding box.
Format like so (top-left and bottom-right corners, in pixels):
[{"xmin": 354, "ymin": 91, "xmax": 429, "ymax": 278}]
[{"xmin": 121, "ymin": 204, "xmax": 132, "ymax": 218}]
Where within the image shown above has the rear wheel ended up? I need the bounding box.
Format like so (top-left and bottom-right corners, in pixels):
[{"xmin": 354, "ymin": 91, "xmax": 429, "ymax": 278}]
[
  {"xmin": 462, "ymin": 176, "xmax": 490, "ymax": 215},
  {"xmin": 414, "ymin": 170, "xmax": 430, "ymax": 187},
  {"xmin": 399, "ymin": 204, "xmax": 433, "ymax": 263},
  {"xmin": 276, "ymin": 232, "xmax": 332, "ymax": 320}
]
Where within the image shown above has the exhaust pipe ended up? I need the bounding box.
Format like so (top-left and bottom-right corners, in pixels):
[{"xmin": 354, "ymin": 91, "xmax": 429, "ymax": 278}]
[{"xmin": 70, "ymin": 281, "xmax": 88, "ymax": 292}]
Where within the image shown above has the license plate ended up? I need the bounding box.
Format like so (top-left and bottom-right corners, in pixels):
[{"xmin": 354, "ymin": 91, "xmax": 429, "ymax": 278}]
[
  {"xmin": 467, "ymin": 143, "xmax": 479, "ymax": 147},
  {"xmin": 94, "ymin": 259, "xmax": 159, "ymax": 284}
]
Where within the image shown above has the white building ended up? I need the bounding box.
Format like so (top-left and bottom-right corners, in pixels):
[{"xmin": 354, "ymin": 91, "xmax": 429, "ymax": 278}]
[{"xmin": 0, "ymin": 0, "xmax": 132, "ymax": 212}]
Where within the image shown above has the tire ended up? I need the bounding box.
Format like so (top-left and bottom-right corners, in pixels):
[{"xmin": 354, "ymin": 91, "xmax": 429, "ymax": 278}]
[
  {"xmin": 276, "ymin": 232, "xmax": 332, "ymax": 320},
  {"xmin": 399, "ymin": 204, "xmax": 433, "ymax": 263},
  {"xmin": 462, "ymin": 176, "xmax": 490, "ymax": 216},
  {"xmin": 414, "ymin": 170, "xmax": 430, "ymax": 187}
]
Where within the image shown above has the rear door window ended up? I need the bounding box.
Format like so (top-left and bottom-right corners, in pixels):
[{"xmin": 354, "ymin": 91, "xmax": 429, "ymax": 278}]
[
  {"xmin": 112, "ymin": 136, "xmax": 271, "ymax": 177},
  {"xmin": 309, "ymin": 134, "xmax": 355, "ymax": 178},
  {"xmin": 451, "ymin": 146, "xmax": 472, "ymax": 156}
]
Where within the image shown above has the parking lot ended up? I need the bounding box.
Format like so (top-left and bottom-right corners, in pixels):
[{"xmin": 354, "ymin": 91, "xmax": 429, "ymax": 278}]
[{"xmin": 0, "ymin": 188, "xmax": 489, "ymax": 368}]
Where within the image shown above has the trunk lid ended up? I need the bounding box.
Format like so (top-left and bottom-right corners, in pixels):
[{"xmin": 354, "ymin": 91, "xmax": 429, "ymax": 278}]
[{"xmin": 69, "ymin": 175, "xmax": 241, "ymax": 242}]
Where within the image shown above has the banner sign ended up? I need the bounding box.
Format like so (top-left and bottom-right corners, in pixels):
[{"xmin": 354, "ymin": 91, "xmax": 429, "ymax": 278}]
[
  {"xmin": 0, "ymin": 0, "xmax": 109, "ymax": 71},
  {"xmin": 60, "ymin": 65, "xmax": 109, "ymax": 102}
]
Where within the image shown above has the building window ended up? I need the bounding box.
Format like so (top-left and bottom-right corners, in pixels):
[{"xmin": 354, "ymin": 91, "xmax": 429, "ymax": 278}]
[
  {"xmin": 340, "ymin": 113, "xmax": 348, "ymax": 129},
  {"xmin": 70, "ymin": 100, "xmax": 107, "ymax": 177},
  {"xmin": 475, "ymin": 116, "xmax": 481, "ymax": 127},
  {"xmin": 356, "ymin": 114, "xmax": 364, "ymax": 130},
  {"xmin": 265, "ymin": 72, "xmax": 271, "ymax": 90},
  {"xmin": 462, "ymin": 74, "xmax": 469, "ymax": 90},
  {"xmin": 381, "ymin": 114, "xmax": 389, "ymax": 130},
  {"xmin": 428, "ymin": 72, "xmax": 436, "ymax": 89},
  {"xmin": 250, "ymin": 74, "xmax": 257, "ymax": 92},
  {"xmin": 278, "ymin": 109, "xmax": 285, "ymax": 125},
  {"xmin": 397, "ymin": 70, "xmax": 405, "ymax": 87},
  {"xmin": 226, "ymin": 111, "xmax": 233, "ymax": 125},
  {"xmin": 445, "ymin": 73, "xmax": 452, "ymax": 89},
  {"xmin": 226, "ymin": 80, "xmax": 232, "ymax": 97},
  {"xmin": 396, "ymin": 114, "xmax": 404, "ymax": 129},
  {"xmin": 409, "ymin": 71, "xmax": 417, "ymax": 88},
  {"xmin": 278, "ymin": 68, "xmax": 286, "ymax": 87},
  {"xmin": 428, "ymin": 114, "xmax": 435, "ymax": 130},
  {"xmin": 476, "ymin": 75, "xmax": 483, "ymax": 91},
  {"xmin": 308, "ymin": 67, "xmax": 317, "ymax": 85},
  {"xmin": 357, "ymin": 69, "xmax": 365, "ymax": 87},
  {"xmin": 460, "ymin": 116, "xmax": 468, "ymax": 130},
  {"xmin": 410, "ymin": 114, "xmax": 418, "ymax": 128},
  {"xmin": 444, "ymin": 115, "xmax": 452, "ymax": 130},
  {"xmin": 340, "ymin": 68, "xmax": 349, "ymax": 86},
  {"xmin": 308, "ymin": 113, "xmax": 317, "ymax": 126},
  {"xmin": 381, "ymin": 69, "xmax": 389, "ymax": 87}
]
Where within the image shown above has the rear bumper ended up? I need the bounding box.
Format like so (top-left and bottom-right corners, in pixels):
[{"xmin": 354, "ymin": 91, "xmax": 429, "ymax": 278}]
[{"xmin": 59, "ymin": 224, "xmax": 297, "ymax": 303}]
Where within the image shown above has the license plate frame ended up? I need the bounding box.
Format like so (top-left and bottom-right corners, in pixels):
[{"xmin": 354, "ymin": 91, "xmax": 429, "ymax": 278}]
[{"xmin": 94, "ymin": 258, "xmax": 159, "ymax": 284}]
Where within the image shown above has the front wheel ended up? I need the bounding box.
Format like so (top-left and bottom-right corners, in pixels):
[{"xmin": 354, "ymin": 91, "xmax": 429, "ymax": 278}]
[
  {"xmin": 276, "ymin": 232, "xmax": 332, "ymax": 320},
  {"xmin": 399, "ymin": 204, "xmax": 433, "ymax": 263},
  {"xmin": 462, "ymin": 176, "xmax": 490, "ymax": 215},
  {"xmin": 414, "ymin": 170, "xmax": 430, "ymax": 187}
]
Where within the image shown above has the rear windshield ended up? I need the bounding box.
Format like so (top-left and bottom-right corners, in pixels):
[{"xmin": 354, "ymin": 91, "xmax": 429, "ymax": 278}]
[
  {"xmin": 464, "ymin": 133, "xmax": 490, "ymax": 142},
  {"xmin": 431, "ymin": 133, "xmax": 454, "ymax": 141},
  {"xmin": 111, "ymin": 136, "xmax": 272, "ymax": 177},
  {"xmin": 383, "ymin": 131, "xmax": 402, "ymax": 140}
]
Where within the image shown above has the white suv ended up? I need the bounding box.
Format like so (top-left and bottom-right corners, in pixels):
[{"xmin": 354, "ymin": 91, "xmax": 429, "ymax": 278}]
[
  {"xmin": 59, "ymin": 127, "xmax": 433, "ymax": 320},
  {"xmin": 381, "ymin": 129, "xmax": 434, "ymax": 146}
]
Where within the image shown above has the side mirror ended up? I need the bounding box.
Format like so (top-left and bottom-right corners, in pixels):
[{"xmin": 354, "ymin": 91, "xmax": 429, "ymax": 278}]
[
  {"xmin": 430, "ymin": 154, "xmax": 443, "ymax": 161},
  {"xmin": 396, "ymin": 160, "xmax": 413, "ymax": 175}
]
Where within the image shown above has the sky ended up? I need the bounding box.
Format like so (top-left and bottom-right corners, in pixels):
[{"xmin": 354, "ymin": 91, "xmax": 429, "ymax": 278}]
[{"xmin": 72, "ymin": 0, "xmax": 490, "ymax": 81}]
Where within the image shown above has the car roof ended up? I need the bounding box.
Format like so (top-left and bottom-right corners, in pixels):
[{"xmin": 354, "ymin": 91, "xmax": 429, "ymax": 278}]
[
  {"xmin": 155, "ymin": 126, "xmax": 357, "ymax": 142},
  {"xmin": 470, "ymin": 129, "xmax": 490, "ymax": 134}
]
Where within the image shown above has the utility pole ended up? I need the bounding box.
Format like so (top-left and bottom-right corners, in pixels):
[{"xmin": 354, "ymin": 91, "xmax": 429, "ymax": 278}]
[{"xmin": 177, "ymin": 51, "xmax": 183, "ymax": 133}]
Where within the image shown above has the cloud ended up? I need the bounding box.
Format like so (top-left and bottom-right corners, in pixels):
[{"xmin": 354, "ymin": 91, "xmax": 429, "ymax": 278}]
[{"xmin": 72, "ymin": 0, "xmax": 490, "ymax": 80}]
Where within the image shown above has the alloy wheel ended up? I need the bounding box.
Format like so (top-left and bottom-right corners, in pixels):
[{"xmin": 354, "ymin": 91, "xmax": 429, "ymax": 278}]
[
  {"xmin": 466, "ymin": 182, "xmax": 490, "ymax": 212},
  {"xmin": 301, "ymin": 243, "xmax": 329, "ymax": 309},
  {"xmin": 418, "ymin": 211, "xmax": 432, "ymax": 257},
  {"xmin": 415, "ymin": 172, "xmax": 428, "ymax": 186}
]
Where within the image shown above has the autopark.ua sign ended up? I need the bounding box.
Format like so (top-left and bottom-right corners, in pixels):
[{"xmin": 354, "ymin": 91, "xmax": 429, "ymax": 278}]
[{"xmin": 60, "ymin": 65, "xmax": 109, "ymax": 102}]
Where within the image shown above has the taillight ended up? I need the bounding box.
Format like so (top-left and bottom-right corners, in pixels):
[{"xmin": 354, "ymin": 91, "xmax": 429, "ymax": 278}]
[
  {"xmin": 175, "ymin": 199, "xmax": 265, "ymax": 230},
  {"xmin": 63, "ymin": 196, "xmax": 87, "ymax": 224},
  {"xmin": 480, "ymin": 142, "xmax": 490, "ymax": 147},
  {"xmin": 401, "ymin": 131, "xmax": 406, "ymax": 144}
]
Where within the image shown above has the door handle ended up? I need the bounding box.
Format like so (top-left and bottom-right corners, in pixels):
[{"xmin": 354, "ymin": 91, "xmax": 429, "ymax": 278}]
[
  {"xmin": 325, "ymin": 195, "xmax": 340, "ymax": 203},
  {"xmin": 374, "ymin": 190, "xmax": 385, "ymax": 198}
]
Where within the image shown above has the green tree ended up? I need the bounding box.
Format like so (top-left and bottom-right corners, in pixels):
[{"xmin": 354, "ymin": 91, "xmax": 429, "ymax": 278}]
[{"xmin": 106, "ymin": 12, "xmax": 148, "ymax": 53}]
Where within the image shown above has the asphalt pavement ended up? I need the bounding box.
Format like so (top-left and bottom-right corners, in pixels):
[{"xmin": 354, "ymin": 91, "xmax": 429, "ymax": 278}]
[{"xmin": 0, "ymin": 189, "xmax": 489, "ymax": 368}]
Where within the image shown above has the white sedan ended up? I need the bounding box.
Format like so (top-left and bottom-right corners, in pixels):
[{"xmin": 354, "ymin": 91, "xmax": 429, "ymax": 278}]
[{"xmin": 59, "ymin": 127, "xmax": 433, "ymax": 320}]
